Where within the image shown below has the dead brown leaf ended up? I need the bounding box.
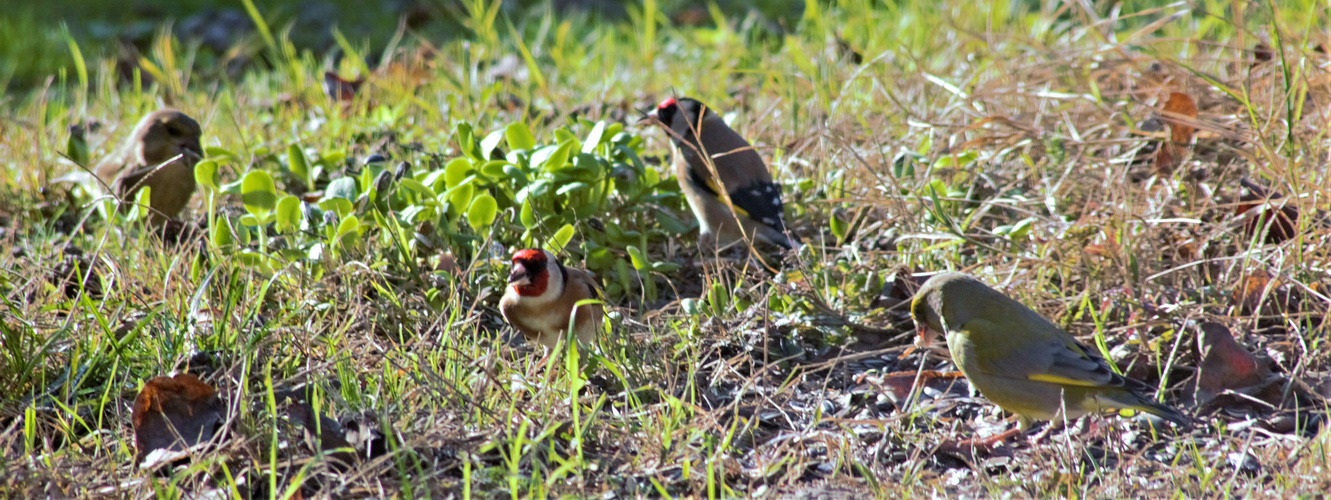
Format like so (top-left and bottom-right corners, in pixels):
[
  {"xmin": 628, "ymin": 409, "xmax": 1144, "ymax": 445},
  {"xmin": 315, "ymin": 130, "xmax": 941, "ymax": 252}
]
[
  {"xmin": 132, "ymin": 373, "xmax": 225, "ymax": 465},
  {"xmin": 1236, "ymin": 178, "xmax": 1299, "ymax": 244},
  {"xmin": 287, "ymin": 402, "xmax": 357, "ymax": 470},
  {"xmin": 1154, "ymin": 92, "xmax": 1198, "ymax": 175},
  {"xmin": 1233, "ymin": 269, "xmax": 1282, "ymax": 316},
  {"xmin": 322, "ymin": 71, "xmax": 364, "ymax": 102},
  {"xmin": 1195, "ymin": 322, "xmax": 1271, "ymax": 395}
]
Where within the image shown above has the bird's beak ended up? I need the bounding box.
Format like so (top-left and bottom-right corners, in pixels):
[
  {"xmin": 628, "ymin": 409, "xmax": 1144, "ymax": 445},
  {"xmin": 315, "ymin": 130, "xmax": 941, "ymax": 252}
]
[
  {"xmin": 182, "ymin": 139, "xmax": 204, "ymax": 162},
  {"xmin": 636, "ymin": 108, "xmax": 659, "ymax": 125},
  {"xmin": 507, "ymin": 262, "xmax": 528, "ymax": 284},
  {"xmin": 914, "ymin": 326, "xmax": 940, "ymax": 349}
]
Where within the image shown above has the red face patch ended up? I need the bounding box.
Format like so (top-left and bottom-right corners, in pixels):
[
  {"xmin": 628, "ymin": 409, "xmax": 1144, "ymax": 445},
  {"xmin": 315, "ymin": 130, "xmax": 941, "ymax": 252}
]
[
  {"xmin": 513, "ymin": 248, "xmax": 545, "ymax": 262},
  {"xmin": 510, "ymin": 249, "xmax": 550, "ymax": 297},
  {"xmin": 657, "ymin": 98, "xmax": 677, "ymax": 110}
]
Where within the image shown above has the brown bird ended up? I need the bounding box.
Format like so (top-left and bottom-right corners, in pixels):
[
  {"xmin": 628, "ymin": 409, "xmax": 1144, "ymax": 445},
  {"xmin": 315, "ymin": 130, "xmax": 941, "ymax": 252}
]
[
  {"xmin": 639, "ymin": 97, "xmax": 799, "ymax": 251},
  {"xmin": 95, "ymin": 109, "xmax": 203, "ymax": 222},
  {"xmin": 499, "ymin": 249, "xmax": 603, "ymax": 350}
]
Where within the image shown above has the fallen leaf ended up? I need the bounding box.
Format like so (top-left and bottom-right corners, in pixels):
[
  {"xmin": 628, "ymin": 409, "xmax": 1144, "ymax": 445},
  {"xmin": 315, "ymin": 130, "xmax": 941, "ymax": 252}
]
[
  {"xmin": 937, "ymin": 427, "xmax": 1023, "ymax": 457},
  {"xmin": 287, "ymin": 402, "xmax": 357, "ymax": 470},
  {"xmin": 322, "ymin": 71, "xmax": 364, "ymax": 102},
  {"xmin": 834, "ymin": 34, "xmax": 864, "ymax": 65},
  {"xmin": 1195, "ymin": 322, "xmax": 1268, "ymax": 394},
  {"xmin": 1235, "ymin": 178, "xmax": 1299, "ymax": 244},
  {"xmin": 671, "ymin": 6, "xmax": 709, "ymax": 26},
  {"xmin": 132, "ymin": 373, "xmax": 225, "ymax": 465},
  {"xmin": 869, "ymin": 265, "xmax": 919, "ymax": 310},
  {"xmin": 1252, "ymin": 43, "xmax": 1273, "ymax": 66},
  {"xmin": 1153, "ymin": 92, "xmax": 1198, "ymax": 175},
  {"xmin": 1233, "ymin": 269, "xmax": 1284, "ymax": 316},
  {"xmin": 1193, "ymin": 321, "xmax": 1282, "ymax": 409}
]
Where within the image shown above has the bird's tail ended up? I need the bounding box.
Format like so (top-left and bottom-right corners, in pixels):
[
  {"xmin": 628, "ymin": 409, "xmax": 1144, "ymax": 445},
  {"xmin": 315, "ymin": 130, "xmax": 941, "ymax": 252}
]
[{"xmin": 1123, "ymin": 399, "xmax": 1192, "ymax": 428}]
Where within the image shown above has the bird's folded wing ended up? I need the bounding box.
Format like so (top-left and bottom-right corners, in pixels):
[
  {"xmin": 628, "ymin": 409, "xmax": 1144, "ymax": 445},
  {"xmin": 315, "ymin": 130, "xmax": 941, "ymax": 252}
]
[
  {"xmin": 965, "ymin": 317, "xmax": 1123, "ymax": 389},
  {"xmin": 1026, "ymin": 338, "xmax": 1134, "ymax": 390},
  {"xmin": 726, "ymin": 181, "xmax": 789, "ymax": 231}
]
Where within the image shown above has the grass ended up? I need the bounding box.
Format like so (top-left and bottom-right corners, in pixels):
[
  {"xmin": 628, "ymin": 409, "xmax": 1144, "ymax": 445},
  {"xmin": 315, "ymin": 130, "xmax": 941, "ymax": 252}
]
[{"xmin": 3, "ymin": 0, "xmax": 1331, "ymax": 497}]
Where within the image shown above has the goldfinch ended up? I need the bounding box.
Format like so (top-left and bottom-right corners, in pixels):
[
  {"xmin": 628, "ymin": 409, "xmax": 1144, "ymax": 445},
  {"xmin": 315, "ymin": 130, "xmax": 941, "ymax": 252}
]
[
  {"xmin": 499, "ymin": 249, "xmax": 603, "ymax": 350},
  {"xmin": 910, "ymin": 272, "xmax": 1187, "ymax": 430},
  {"xmin": 639, "ymin": 97, "xmax": 799, "ymax": 251},
  {"xmin": 95, "ymin": 109, "xmax": 203, "ymax": 222}
]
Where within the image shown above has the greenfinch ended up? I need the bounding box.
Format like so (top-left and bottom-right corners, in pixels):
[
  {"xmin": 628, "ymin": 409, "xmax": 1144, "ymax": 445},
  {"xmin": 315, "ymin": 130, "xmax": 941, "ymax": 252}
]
[
  {"xmin": 910, "ymin": 272, "xmax": 1187, "ymax": 430},
  {"xmin": 95, "ymin": 109, "xmax": 204, "ymax": 223}
]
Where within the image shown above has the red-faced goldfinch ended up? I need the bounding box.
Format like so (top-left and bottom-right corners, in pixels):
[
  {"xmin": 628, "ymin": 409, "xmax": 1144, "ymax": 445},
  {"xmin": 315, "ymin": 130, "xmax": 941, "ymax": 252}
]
[
  {"xmin": 499, "ymin": 249, "xmax": 603, "ymax": 350},
  {"xmin": 639, "ymin": 97, "xmax": 799, "ymax": 251},
  {"xmin": 95, "ymin": 109, "xmax": 204, "ymax": 222}
]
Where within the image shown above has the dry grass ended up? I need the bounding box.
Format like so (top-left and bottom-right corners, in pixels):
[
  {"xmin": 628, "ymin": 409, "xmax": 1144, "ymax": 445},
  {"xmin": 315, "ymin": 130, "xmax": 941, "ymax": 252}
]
[{"xmin": 2, "ymin": 1, "xmax": 1331, "ymax": 497}]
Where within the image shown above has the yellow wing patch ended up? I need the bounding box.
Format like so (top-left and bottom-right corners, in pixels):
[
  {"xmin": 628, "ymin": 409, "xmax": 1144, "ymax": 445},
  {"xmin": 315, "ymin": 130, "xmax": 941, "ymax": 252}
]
[
  {"xmin": 1027, "ymin": 373, "xmax": 1103, "ymax": 387},
  {"xmin": 702, "ymin": 176, "xmax": 753, "ymax": 217}
]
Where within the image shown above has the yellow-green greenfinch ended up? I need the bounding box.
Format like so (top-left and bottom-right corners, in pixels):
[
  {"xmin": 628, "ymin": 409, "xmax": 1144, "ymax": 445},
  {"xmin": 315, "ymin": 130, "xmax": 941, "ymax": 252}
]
[
  {"xmin": 910, "ymin": 272, "xmax": 1187, "ymax": 430},
  {"xmin": 95, "ymin": 109, "xmax": 203, "ymax": 223}
]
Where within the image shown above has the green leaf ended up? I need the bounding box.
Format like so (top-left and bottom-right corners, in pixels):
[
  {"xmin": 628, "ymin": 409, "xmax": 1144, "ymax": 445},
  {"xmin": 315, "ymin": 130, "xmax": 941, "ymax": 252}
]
[
  {"xmin": 556, "ymin": 182, "xmax": 590, "ymax": 196},
  {"xmin": 571, "ymin": 153, "xmax": 605, "ymax": 181},
  {"xmin": 655, "ymin": 210, "xmax": 692, "ymax": 234},
  {"xmin": 652, "ymin": 261, "xmax": 681, "ymax": 273},
  {"xmin": 319, "ymin": 149, "xmax": 347, "ymax": 167},
  {"xmin": 241, "ymin": 170, "xmax": 277, "ymax": 216},
  {"xmin": 221, "ymin": 178, "xmax": 244, "ymax": 195},
  {"xmin": 67, "ymin": 132, "xmax": 88, "ymax": 167},
  {"xmin": 505, "ymin": 122, "xmax": 536, "ymax": 151},
  {"xmin": 325, "ymin": 177, "xmax": 359, "ymax": 201},
  {"xmin": 547, "ymin": 223, "xmax": 575, "ymax": 253},
  {"xmin": 336, "ymin": 215, "xmax": 362, "ymax": 247},
  {"xmin": 205, "ymin": 146, "xmax": 240, "ymax": 160},
  {"xmin": 399, "ymin": 205, "xmax": 435, "ymax": 223},
  {"xmin": 194, "ymin": 160, "xmax": 220, "ymax": 190},
  {"xmin": 520, "ymin": 199, "xmax": 536, "ymax": 229},
  {"xmin": 237, "ymin": 250, "xmax": 271, "ymax": 270},
  {"xmin": 830, "ymin": 212, "xmax": 849, "ymax": 242},
  {"xmin": 447, "ymin": 182, "xmax": 474, "ymax": 209},
  {"xmin": 211, "ymin": 217, "xmax": 234, "ymax": 248},
  {"xmin": 318, "ymin": 198, "xmax": 354, "ymax": 217},
  {"xmin": 581, "ymin": 121, "xmax": 607, "ymax": 154},
  {"xmin": 479, "ymin": 160, "xmax": 510, "ymax": 181},
  {"xmin": 455, "ymin": 122, "xmax": 481, "ymax": 161},
  {"xmin": 933, "ymin": 151, "xmax": 977, "ymax": 169},
  {"xmin": 532, "ymin": 142, "xmax": 573, "ymax": 172},
  {"xmin": 996, "ymin": 217, "xmax": 1036, "ymax": 241},
  {"xmin": 275, "ymin": 195, "xmax": 301, "ymax": 233},
  {"xmin": 444, "ymin": 158, "xmax": 472, "ymax": 188},
  {"xmin": 287, "ymin": 144, "xmax": 310, "ymax": 187},
  {"xmin": 398, "ymin": 178, "xmax": 436, "ymax": 201},
  {"xmin": 708, "ymin": 282, "xmax": 731, "ymax": 315},
  {"xmin": 626, "ymin": 246, "xmax": 649, "ymax": 270},
  {"xmin": 481, "ymin": 128, "xmax": 506, "ymax": 159},
  {"xmin": 466, "ymin": 193, "xmax": 498, "ymax": 232},
  {"xmin": 128, "ymin": 186, "xmax": 151, "ymax": 221}
]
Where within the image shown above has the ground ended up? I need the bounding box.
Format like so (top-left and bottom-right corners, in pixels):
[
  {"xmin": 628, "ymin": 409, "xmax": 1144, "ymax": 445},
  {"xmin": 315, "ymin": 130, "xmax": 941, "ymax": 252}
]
[{"xmin": 2, "ymin": 1, "xmax": 1331, "ymax": 498}]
